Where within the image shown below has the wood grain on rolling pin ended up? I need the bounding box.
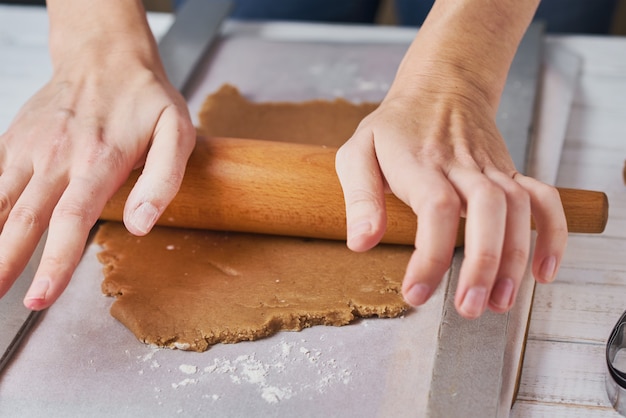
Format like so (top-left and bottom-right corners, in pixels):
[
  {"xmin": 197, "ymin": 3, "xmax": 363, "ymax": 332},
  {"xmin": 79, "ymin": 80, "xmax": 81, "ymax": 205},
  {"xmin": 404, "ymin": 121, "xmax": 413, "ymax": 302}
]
[{"xmin": 100, "ymin": 136, "xmax": 609, "ymax": 246}]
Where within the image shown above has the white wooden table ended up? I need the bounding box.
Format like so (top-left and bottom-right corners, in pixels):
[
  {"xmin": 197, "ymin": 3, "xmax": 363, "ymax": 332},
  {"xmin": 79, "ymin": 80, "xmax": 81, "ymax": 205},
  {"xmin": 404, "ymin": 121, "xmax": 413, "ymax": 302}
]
[
  {"xmin": 0, "ymin": 5, "xmax": 624, "ymax": 417},
  {"xmin": 511, "ymin": 36, "xmax": 626, "ymax": 417}
]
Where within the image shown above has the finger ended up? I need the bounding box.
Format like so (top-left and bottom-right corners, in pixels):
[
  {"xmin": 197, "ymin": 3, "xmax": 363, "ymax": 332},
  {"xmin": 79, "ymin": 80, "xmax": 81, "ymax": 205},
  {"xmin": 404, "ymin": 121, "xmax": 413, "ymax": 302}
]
[
  {"xmin": 335, "ymin": 132, "xmax": 387, "ymax": 252},
  {"xmin": 0, "ymin": 165, "xmax": 32, "ymax": 229},
  {"xmin": 124, "ymin": 105, "xmax": 195, "ymax": 236},
  {"xmin": 0, "ymin": 175, "xmax": 66, "ymax": 299},
  {"xmin": 483, "ymin": 168, "xmax": 531, "ymax": 313},
  {"xmin": 515, "ymin": 174, "xmax": 568, "ymax": 283},
  {"xmin": 24, "ymin": 175, "xmax": 115, "ymax": 310},
  {"xmin": 448, "ymin": 168, "xmax": 507, "ymax": 319},
  {"xmin": 401, "ymin": 169, "xmax": 460, "ymax": 307}
]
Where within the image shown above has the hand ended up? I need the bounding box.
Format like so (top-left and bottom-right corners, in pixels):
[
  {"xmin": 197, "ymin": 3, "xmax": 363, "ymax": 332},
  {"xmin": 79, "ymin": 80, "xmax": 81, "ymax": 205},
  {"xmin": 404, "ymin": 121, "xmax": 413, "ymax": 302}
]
[
  {"xmin": 0, "ymin": 47, "xmax": 195, "ymax": 310},
  {"xmin": 335, "ymin": 77, "xmax": 568, "ymax": 319}
]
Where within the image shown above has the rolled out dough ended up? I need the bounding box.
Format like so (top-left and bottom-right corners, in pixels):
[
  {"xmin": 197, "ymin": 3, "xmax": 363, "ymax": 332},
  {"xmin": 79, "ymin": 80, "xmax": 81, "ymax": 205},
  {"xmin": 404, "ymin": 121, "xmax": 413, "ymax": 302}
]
[
  {"xmin": 197, "ymin": 84, "xmax": 378, "ymax": 146},
  {"xmin": 97, "ymin": 224, "xmax": 410, "ymax": 352},
  {"xmin": 96, "ymin": 84, "xmax": 410, "ymax": 352}
]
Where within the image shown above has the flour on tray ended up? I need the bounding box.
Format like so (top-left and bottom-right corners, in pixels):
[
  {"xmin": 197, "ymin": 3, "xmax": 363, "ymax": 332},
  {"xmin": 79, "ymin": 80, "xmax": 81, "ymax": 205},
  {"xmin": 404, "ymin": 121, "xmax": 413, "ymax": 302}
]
[{"xmin": 135, "ymin": 335, "xmax": 357, "ymax": 405}]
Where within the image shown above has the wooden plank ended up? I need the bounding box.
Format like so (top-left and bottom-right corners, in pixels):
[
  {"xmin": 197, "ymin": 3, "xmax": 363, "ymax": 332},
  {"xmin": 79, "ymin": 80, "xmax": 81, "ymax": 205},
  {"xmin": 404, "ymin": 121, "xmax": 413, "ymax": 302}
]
[
  {"xmin": 547, "ymin": 37, "xmax": 626, "ymax": 76},
  {"xmin": 573, "ymin": 76, "xmax": 626, "ymax": 109},
  {"xmin": 512, "ymin": 400, "xmax": 621, "ymax": 418},
  {"xmin": 529, "ymin": 280, "xmax": 625, "ymax": 343},
  {"xmin": 558, "ymin": 235, "xmax": 626, "ymax": 271},
  {"xmin": 566, "ymin": 107, "xmax": 626, "ymax": 146},
  {"xmin": 557, "ymin": 149, "xmax": 626, "ymax": 191},
  {"xmin": 518, "ymin": 35, "xmax": 626, "ymax": 415},
  {"xmin": 558, "ymin": 152, "xmax": 625, "ymax": 178},
  {"xmin": 555, "ymin": 265, "xmax": 626, "ymax": 287},
  {"xmin": 517, "ymin": 340, "xmax": 611, "ymax": 407}
]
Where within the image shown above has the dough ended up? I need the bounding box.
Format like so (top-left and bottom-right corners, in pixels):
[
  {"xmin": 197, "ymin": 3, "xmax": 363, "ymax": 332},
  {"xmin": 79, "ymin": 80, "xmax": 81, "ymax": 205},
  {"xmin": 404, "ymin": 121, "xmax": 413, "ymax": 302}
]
[
  {"xmin": 96, "ymin": 85, "xmax": 410, "ymax": 352},
  {"xmin": 97, "ymin": 223, "xmax": 410, "ymax": 352},
  {"xmin": 197, "ymin": 84, "xmax": 378, "ymax": 146}
]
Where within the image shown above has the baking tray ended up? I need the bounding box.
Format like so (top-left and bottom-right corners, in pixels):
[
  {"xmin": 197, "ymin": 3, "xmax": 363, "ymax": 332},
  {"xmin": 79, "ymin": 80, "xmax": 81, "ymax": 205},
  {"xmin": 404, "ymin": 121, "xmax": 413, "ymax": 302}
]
[{"xmin": 0, "ymin": 19, "xmax": 549, "ymax": 417}]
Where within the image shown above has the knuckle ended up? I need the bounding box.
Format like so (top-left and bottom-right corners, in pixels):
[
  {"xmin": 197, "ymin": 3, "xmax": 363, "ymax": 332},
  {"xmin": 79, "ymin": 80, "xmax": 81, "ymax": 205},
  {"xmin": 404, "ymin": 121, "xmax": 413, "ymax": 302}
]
[
  {"xmin": 505, "ymin": 182, "xmax": 530, "ymax": 207},
  {"xmin": 159, "ymin": 171, "xmax": 185, "ymax": 198},
  {"xmin": 163, "ymin": 104, "xmax": 196, "ymax": 143},
  {"xmin": 335, "ymin": 142, "xmax": 355, "ymax": 171},
  {"xmin": 504, "ymin": 246, "xmax": 529, "ymax": 266},
  {"xmin": 425, "ymin": 190, "xmax": 461, "ymax": 215},
  {"xmin": 536, "ymin": 183, "xmax": 561, "ymax": 202},
  {"xmin": 423, "ymin": 253, "xmax": 453, "ymax": 273},
  {"xmin": 179, "ymin": 117, "xmax": 197, "ymax": 143},
  {"xmin": 468, "ymin": 250, "xmax": 500, "ymax": 271},
  {"xmin": 0, "ymin": 191, "xmax": 13, "ymax": 215},
  {"xmin": 41, "ymin": 254, "xmax": 74, "ymax": 273},
  {"xmin": 0, "ymin": 258, "xmax": 18, "ymax": 285},
  {"xmin": 345, "ymin": 188, "xmax": 384, "ymax": 215},
  {"xmin": 9, "ymin": 205, "xmax": 42, "ymax": 231},
  {"xmin": 475, "ymin": 180, "xmax": 506, "ymax": 204},
  {"xmin": 346, "ymin": 187, "xmax": 379, "ymax": 205},
  {"xmin": 84, "ymin": 143, "xmax": 126, "ymax": 173},
  {"xmin": 54, "ymin": 202, "xmax": 98, "ymax": 228},
  {"xmin": 531, "ymin": 184, "xmax": 568, "ymax": 234},
  {"xmin": 548, "ymin": 223, "xmax": 569, "ymax": 241}
]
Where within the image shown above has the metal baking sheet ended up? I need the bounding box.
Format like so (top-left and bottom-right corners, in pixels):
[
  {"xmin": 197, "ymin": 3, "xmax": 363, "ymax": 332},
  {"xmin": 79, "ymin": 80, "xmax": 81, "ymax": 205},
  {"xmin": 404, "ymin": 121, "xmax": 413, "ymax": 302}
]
[
  {"xmin": 0, "ymin": 18, "xmax": 550, "ymax": 417},
  {"xmin": 0, "ymin": 23, "xmax": 441, "ymax": 417}
]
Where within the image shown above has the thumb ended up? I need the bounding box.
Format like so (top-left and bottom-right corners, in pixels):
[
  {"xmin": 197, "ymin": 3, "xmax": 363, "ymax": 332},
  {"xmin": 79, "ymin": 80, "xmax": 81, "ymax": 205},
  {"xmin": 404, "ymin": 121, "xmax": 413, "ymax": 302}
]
[
  {"xmin": 335, "ymin": 130, "xmax": 387, "ymax": 252},
  {"xmin": 124, "ymin": 105, "xmax": 195, "ymax": 236}
]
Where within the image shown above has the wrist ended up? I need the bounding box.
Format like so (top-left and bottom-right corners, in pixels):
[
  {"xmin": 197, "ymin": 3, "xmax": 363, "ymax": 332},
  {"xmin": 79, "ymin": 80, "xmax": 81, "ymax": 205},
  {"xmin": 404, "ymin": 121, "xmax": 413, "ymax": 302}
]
[
  {"xmin": 391, "ymin": 0, "xmax": 539, "ymax": 109},
  {"xmin": 46, "ymin": 0, "xmax": 161, "ymax": 74}
]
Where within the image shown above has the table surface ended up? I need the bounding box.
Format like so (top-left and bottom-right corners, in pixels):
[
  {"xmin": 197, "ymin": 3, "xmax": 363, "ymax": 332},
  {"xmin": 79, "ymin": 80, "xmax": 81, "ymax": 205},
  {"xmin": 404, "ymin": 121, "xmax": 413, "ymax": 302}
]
[
  {"xmin": 512, "ymin": 35, "xmax": 626, "ymax": 417},
  {"xmin": 0, "ymin": 5, "xmax": 625, "ymax": 417}
]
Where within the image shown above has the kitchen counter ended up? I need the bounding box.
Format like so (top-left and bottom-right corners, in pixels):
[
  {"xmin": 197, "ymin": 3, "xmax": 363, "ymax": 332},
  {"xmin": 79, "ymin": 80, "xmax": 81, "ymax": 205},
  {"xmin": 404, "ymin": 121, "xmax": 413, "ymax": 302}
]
[{"xmin": 0, "ymin": 5, "xmax": 624, "ymax": 417}]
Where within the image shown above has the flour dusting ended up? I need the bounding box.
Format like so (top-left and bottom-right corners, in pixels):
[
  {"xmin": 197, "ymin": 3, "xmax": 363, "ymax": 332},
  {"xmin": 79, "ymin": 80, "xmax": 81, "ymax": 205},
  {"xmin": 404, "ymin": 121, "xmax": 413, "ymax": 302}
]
[
  {"xmin": 179, "ymin": 364, "xmax": 198, "ymax": 375},
  {"xmin": 195, "ymin": 337, "xmax": 352, "ymax": 403},
  {"xmin": 135, "ymin": 333, "xmax": 357, "ymax": 406},
  {"xmin": 172, "ymin": 378, "xmax": 198, "ymax": 389}
]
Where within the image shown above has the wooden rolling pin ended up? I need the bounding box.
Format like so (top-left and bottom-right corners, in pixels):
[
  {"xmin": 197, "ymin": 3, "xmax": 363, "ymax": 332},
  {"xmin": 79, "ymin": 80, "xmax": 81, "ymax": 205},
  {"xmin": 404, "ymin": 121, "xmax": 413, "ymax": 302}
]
[{"xmin": 100, "ymin": 136, "xmax": 609, "ymax": 246}]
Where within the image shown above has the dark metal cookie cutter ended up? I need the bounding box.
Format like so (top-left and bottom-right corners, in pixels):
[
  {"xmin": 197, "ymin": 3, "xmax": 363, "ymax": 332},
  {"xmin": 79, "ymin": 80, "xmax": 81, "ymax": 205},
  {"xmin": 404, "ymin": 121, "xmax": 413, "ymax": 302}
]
[{"xmin": 607, "ymin": 310, "xmax": 626, "ymax": 415}]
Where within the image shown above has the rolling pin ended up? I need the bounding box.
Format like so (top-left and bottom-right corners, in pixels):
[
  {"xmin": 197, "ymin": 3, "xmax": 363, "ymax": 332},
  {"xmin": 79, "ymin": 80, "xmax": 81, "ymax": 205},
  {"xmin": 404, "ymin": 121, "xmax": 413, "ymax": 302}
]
[{"xmin": 100, "ymin": 136, "xmax": 609, "ymax": 246}]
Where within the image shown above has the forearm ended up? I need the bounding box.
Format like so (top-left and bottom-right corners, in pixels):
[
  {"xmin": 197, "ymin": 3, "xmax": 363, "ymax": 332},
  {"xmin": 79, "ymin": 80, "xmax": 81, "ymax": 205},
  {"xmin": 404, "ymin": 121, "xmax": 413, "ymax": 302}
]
[
  {"xmin": 390, "ymin": 0, "xmax": 540, "ymax": 112},
  {"xmin": 46, "ymin": 0, "xmax": 161, "ymax": 74}
]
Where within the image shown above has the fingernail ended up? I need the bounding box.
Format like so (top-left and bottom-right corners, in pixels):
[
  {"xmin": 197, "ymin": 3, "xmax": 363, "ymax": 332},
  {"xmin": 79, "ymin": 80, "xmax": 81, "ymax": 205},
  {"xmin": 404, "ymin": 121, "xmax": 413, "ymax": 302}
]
[
  {"xmin": 404, "ymin": 283, "xmax": 431, "ymax": 306},
  {"xmin": 460, "ymin": 287, "xmax": 487, "ymax": 318},
  {"xmin": 24, "ymin": 278, "xmax": 50, "ymax": 306},
  {"xmin": 130, "ymin": 202, "xmax": 159, "ymax": 234},
  {"xmin": 490, "ymin": 278, "xmax": 514, "ymax": 310},
  {"xmin": 539, "ymin": 256, "xmax": 557, "ymax": 282}
]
